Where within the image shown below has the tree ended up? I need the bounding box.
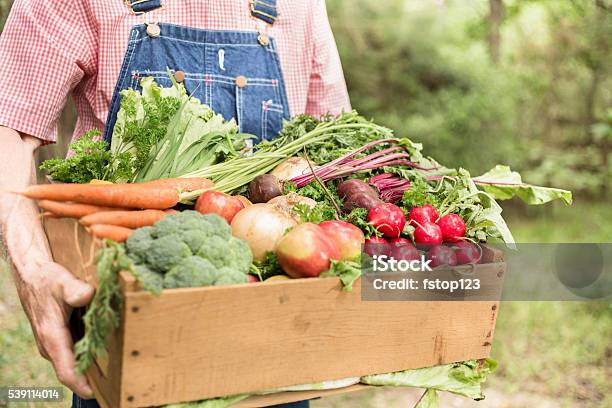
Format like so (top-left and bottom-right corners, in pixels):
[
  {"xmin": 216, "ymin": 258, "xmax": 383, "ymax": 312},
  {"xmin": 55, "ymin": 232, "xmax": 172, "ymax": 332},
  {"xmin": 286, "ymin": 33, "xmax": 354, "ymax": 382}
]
[{"xmin": 487, "ymin": 0, "xmax": 505, "ymax": 64}]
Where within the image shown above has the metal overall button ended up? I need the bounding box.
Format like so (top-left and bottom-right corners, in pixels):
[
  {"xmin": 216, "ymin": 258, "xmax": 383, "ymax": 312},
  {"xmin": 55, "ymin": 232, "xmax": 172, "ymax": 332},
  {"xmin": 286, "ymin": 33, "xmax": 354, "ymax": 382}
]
[
  {"xmin": 174, "ymin": 70, "xmax": 185, "ymax": 83},
  {"xmin": 235, "ymin": 76, "xmax": 248, "ymax": 88},
  {"xmin": 146, "ymin": 23, "xmax": 161, "ymax": 38},
  {"xmin": 258, "ymin": 32, "xmax": 269, "ymax": 46}
]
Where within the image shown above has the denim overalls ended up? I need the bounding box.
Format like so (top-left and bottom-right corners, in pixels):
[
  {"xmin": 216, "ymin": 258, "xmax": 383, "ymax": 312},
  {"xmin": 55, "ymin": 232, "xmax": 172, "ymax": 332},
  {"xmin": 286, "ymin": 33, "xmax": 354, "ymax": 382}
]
[
  {"xmin": 75, "ymin": 1, "xmax": 306, "ymax": 407},
  {"xmin": 102, "ymin": 0, "xmax": 291, "ymax": 145}
]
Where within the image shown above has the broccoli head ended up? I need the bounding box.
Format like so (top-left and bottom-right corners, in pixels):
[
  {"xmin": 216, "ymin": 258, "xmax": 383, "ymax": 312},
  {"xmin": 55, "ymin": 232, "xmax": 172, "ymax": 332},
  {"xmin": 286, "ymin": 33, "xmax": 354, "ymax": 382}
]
[
  {"xmin": 153, "ymin": 211, "xmax": 230, "ymax": 239},
  {"xmin": 214, "ymin": 267, "xmax": 249, "ymax": 286},
  {"xmin": 132, "ymin": 264, "xmax": 163, "ymax": 294},
  {"xmin": 146, "ymin": 234, "xmax": 192, "ymax": 272},
  {"xmin": 180, "ymin": 229, "xmax": 208, "ymax": 254},
  {"xmin": 196, "ymin": 235, "xmax": 252, "ymax": 274},
  {"xmin": 125, "ymin": 226, "xmax": 155, "ymax": 263},
  {"xmin": 164, "ymin": 256, "xmax": 218, "ymax": 289},
  {"xmin": 126, "ymin": 211, "xmax": 252, "ymax": 290}
]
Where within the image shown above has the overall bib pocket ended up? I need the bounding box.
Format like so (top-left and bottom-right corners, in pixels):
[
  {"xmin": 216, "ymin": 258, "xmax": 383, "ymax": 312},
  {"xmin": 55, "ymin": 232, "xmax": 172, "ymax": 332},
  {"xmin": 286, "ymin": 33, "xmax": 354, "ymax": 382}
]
[{"xmin": 104, "ymin": 24, "xmax": 291, "ymax": 144}]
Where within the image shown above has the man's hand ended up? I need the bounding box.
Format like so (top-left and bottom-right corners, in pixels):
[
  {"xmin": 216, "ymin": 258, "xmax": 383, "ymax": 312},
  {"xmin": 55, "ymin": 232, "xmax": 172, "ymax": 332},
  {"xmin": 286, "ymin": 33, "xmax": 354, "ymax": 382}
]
[
  {"xmin": 0, "ymin": 126, "xmax": 95, "ymax": 398},
  {"xmin": 15, "ymin": 260, "xmax": 94, "ymax": 397}
]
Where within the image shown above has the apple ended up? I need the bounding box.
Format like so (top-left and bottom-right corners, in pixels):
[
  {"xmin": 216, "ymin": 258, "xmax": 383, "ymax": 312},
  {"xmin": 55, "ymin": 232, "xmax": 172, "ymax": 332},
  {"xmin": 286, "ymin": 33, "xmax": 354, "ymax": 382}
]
[
  {"xmin": 275, "ymin": 223, "xmax": 341, "ymax": 278},
  {"xmin": 319, "ymin": 220, "xmax": 365, "ymax": 261},
  {"xmin": 195, "ymin": 191, "xmax": 244, "ymax": 224}
]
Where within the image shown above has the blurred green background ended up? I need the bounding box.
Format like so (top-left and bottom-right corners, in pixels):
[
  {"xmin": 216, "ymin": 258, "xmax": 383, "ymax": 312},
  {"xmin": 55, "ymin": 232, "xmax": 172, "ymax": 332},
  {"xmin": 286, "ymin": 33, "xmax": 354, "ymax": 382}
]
[{"xmin": 1, "ymin": 0, "xmax": 610, "ymax": 407}]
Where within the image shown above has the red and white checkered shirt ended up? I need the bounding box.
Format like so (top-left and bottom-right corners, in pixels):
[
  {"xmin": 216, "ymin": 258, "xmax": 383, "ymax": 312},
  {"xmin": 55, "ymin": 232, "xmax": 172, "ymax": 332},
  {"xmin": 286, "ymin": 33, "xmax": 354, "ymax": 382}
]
[{"xmin": 0, "ymin": 0, "xmax": 350, "ymax": 144}]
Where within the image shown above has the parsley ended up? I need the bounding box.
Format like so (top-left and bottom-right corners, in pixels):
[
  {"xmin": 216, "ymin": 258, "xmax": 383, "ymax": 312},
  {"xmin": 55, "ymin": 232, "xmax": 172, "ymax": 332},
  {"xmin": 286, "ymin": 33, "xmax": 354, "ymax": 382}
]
[
  {"xmin": 250, "ymin": 251, "xmax": 283, "ymax": 281},
  {"xmin": 401, "ymin": 175, "xmax": 441, "ymax": 209},
  {"xmin": 40, "ymin": 130, "xmax": 134, "ymax": 183}
]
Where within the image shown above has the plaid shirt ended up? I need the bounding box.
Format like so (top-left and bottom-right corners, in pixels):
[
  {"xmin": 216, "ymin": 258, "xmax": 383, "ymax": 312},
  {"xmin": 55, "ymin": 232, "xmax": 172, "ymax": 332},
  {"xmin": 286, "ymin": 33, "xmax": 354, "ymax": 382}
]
[{"xmin": 0, "ymin": 0, "xmax": 350, "ymax": 144}]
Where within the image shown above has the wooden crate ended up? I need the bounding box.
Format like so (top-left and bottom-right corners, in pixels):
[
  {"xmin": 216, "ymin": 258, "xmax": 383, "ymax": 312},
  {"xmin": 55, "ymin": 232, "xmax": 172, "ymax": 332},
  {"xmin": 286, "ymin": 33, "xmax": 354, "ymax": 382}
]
[{"xmin": 44, "ymin": 218, "xmax": 505, "ymax": 408}]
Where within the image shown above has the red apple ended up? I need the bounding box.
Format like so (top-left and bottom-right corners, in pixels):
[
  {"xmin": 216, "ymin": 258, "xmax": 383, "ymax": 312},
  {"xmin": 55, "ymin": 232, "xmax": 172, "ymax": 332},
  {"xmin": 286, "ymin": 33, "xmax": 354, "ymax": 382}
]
[
  {"xmin": 195, "ymin": 191, "xmax": 244, "ymax": 224},
  {"xmin": 275, "ymin": 223, "xmax": 341, "ymax": 278},
  {"xmin": 319, "ymin": 220, "xmax": 365, "ymax": 261}
]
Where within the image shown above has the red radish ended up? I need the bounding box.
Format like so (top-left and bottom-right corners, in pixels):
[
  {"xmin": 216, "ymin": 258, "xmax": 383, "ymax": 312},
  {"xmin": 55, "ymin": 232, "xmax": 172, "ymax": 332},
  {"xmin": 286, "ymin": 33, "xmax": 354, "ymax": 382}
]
[
  {"xmin": 195, "ymin": 191, "xmax": 244, "ymax": 224},
  {"xmin": 390, "ymin": 242, "xmax": 420, "ymax": 262},
  {"xmin": 364, "ymin": 236, "xmax": 391, "ymax": 257},
  {"xmin": 437, "ymin": 213, "xmax": 466, "ymax": 242},
  {"xmin": 408, "ymin": 204, "xmax": 439, "ymax": 225},
  {"xmin": 454, "ymin": 241, "xmax": 481, "ymax": 265},
  {"xmin": 367, "ymin": 203, "xmax": 406, "ymax": 238},
  {"xmin": 275, "ymin": 223, "xmax": 340, "ymax": 278},
  {"xmin": 427, "ymin": 245, "xmax": 457, "ymax": 268},
  {"xmin": 414, "ymin": 222, "xmax": 443, "ymax": 245},
  {"xmin": 389, "ymin": 237, "xmax": 412, "ymax": 246},
  {"xmin": 319, "ymin": 220, "xmax": 365, "ymax": 261}
]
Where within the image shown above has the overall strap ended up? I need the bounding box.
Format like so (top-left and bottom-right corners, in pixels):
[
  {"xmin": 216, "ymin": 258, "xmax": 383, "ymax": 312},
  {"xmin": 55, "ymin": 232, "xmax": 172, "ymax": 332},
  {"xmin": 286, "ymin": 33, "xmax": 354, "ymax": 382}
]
[
  {"xmin": 126, "ymin": 0, "xmax": 163, "ymax": 14},
  {"xmin": 250, "ymin": 0, "xmax": 278, "ymax": 25}
]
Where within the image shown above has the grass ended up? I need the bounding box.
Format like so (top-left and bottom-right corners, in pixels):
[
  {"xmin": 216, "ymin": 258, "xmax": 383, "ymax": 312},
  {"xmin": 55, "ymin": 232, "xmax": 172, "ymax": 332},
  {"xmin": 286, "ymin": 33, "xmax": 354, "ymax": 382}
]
[{"xmin": 1, "ymin": 200, "xmax": 610, "ymax": 407}]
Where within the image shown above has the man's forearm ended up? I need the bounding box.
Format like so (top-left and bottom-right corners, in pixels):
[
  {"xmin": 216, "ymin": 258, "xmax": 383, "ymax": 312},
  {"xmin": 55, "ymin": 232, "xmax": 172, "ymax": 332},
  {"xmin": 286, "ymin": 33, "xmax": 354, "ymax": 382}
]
[{"xmin": 0, "ymin": 126, "xmax": 52, "ymax": 275}]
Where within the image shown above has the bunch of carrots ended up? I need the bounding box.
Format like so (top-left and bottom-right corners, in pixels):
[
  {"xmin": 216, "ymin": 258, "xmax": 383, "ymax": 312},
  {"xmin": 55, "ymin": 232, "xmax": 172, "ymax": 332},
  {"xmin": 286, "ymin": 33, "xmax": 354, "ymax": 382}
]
[{"xmin": 18, "ymin": 178, "xmax": 213, "ymax": 242}]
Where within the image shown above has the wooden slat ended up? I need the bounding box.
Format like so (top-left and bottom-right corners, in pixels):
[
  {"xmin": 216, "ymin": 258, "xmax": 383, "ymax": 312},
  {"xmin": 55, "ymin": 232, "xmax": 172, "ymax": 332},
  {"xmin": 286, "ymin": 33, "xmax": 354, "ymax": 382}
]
[
  {"xmin": 43, "ymin": 217, "xmax": 99, "ymax": 285},
  {"xmin": 234, "ymin": 384, "xmax": 371, "ymax": 407},
  {"xmin": 119, "ymin": 279, "xmax": 499, "ymax": 407},
  {"xmin": 85, "ymin": 322, "xmax": 124, "ymax": 408},
  {"xmin": 44, "ymin": 218, "xmax": 503, "ymax": 408}
]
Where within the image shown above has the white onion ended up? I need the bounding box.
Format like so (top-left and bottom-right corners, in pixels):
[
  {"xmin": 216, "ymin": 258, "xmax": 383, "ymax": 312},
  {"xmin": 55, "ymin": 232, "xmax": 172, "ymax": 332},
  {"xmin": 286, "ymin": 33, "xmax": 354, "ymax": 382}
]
[
  {"xmin": 231, "ymin": 203, "xmax": 299, "ymax": 262},
  {"xmin": 267, "ymin": 193, "xmax": 317, "ymax": 209},
  {"xmin": 270, "ymin": 157, "xmax": 315, "ymax": 181}
]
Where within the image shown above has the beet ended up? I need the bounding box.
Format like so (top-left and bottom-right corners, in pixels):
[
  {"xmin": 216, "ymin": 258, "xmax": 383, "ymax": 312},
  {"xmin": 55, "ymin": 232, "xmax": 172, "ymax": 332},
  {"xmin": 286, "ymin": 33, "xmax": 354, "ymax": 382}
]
[
  {"xmin": 248, "ymin": 174, "xmax": 283, "ymax": 203},
  {"xmin": 338, "ymin": 179, "xmax": 383, "ymax": 211}
]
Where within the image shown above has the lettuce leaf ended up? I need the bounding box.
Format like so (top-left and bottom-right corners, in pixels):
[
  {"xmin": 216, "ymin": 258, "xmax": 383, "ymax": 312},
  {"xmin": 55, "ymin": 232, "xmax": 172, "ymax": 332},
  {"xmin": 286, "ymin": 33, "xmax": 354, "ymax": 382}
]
[
  {"xmin": 320, "ymin": 259, "xmax": 362, "ymax": 291},
  {"xmin": 415, "ymin": 389, "xmax": 439, "ymax": 408},
  {"xmin": 110, "ymin": 75, "xmax": 249, "ymax": 182},
  {"xmin": 360, "ymin": 359, "xmax": 497, "ymax": 401},
  {"xmin": 164, "ymin": 394, "xmax": 249, "ymax": 408},
  {"xmin": 474, "ymin": 165, "xmax": 573, "ymax": 205}
]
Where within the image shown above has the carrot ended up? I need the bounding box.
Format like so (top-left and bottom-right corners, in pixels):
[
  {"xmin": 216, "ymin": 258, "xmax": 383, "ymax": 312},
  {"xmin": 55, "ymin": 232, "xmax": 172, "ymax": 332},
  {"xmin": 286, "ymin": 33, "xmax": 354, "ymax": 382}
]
[
  {"xmin": 88, "ymin": 224, "xmax": 133, "ymax": 242},
  {"xmin": 144, "ymin": 177, "xmax": 214, "ymax": 192},
  {"xmin": 19, "ymin": 184, "xmax": 179, "ymax": 209},
  {"xmin": 38, "ymin": 200, "xmax": 128, "ymax": 219},
  {"xmin": 80, "ymin": 209, "xmax": 167, "ymax": 229}
]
